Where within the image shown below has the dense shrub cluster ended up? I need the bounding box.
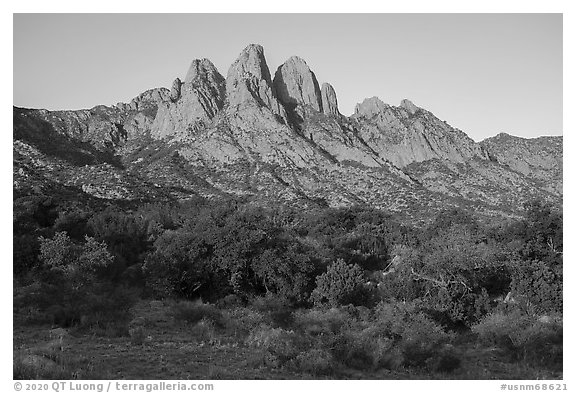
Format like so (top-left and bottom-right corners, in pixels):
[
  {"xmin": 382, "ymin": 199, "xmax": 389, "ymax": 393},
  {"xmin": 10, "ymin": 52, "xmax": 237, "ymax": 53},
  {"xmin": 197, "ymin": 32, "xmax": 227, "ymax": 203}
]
[
  {"xmin": 14, "ymin": 231, "xmax": 137, "ymax": 333},
  {"xmin": 13, "ymin": 194, "xmax": 562, "ymax": 375},
  {"xmin": 472, "ymin": 309, "xmax": 562, "ymax": 368}
]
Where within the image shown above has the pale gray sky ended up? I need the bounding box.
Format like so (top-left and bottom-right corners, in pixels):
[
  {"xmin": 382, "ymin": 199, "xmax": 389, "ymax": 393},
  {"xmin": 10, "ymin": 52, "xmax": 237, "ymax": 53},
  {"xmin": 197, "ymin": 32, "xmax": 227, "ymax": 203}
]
[{"xmin": 13, "ymin": 13, "xmax": 562, "ymax": 141}]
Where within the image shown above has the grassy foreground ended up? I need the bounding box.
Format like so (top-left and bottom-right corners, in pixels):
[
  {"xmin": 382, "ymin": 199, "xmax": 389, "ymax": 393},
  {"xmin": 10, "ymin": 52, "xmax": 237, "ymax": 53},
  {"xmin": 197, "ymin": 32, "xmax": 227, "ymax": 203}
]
[{"xmin": 13, "ymin": 299, "xmax": 562, "ymax": 380}]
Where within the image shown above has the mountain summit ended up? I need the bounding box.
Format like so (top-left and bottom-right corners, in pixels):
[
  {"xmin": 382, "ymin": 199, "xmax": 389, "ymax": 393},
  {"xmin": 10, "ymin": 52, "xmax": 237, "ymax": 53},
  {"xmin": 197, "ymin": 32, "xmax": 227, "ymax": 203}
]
[{"xmin": 13, "ymin": 44, "xmax": 562, "ymax": 223}]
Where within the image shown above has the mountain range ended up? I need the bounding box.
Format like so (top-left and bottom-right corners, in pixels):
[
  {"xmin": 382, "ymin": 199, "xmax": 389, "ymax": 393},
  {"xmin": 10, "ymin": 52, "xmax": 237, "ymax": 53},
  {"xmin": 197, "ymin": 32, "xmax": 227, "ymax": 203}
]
[{"xmin": 13, "ymin": 44, "xmax": 562, "ymax": 224}]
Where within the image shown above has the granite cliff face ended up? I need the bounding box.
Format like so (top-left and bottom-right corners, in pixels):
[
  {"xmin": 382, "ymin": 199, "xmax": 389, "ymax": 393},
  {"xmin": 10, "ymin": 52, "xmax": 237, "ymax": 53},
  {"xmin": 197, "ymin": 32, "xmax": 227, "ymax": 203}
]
[
  {"xmin": 152, "ymin": 59, "xmax": 226, "ymax": 140},
  {"xmin": 321, "ymin": 83, "xmax": 339, "ymax": 116},
  {"xmin": 225, "ymin": 44, "xmax": 287, "ymax": 123},
  {"xmin": 273, "ymin": 56, "xmax": 323, "ymax": 113},
  {"xmin": 13, "ymin": 44, "xmax": 562, "ymax": 222}
]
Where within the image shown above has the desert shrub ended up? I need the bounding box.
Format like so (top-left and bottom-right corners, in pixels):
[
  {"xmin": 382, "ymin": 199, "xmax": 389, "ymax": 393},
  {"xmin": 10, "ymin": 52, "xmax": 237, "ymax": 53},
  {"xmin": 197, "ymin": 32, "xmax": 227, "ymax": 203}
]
[
  {"xmin": 171, "ymin": 300, "xmax": 223, "ymax": 327},
  {"xmin": 373, "ymin": 301, "xmax": 455, "ymax": 369},
  {"xmin": 425, "ymin": 345, "xmax": 462, "ymax": 373},
  {"xmin": 472, "ymin": 308, "xmax": 532, "ymax": 348},
  {"xmin": 14, "ymin": 344, "xmax": 108, "ymax": 380},
  {"xmin": 514, "ymin": 319, "xmax": 563, "ymax": 366},
  {"xmin": 191, "ymin": 317, "xmax": 218, "ymax": 343},
  {"xmin": 73, "ymin": 284, "xmax": 138, "ymax": 336},
  {"xmin": 291, "ymin": 301, "xmax": 456, "ymax": 372},
  {"xmin": 136, "ymin": 202, "xmax": 181, "ymax": 235},
  {"xmin": 250, "ymin": 294, "xmax": 294, "ymax": 328},
  {"xmin": 246, "ymin": 325, "xmax": 292, "ymax": 352},
  {"xmin": 292, "ymin": 309, "xmax": 391, "ymax": 371},
  {"xmin": 293, "ymin": 307, "xmax": 353, "ymax": 336},
  {"xmin": 424, "ymin": 208, "xmax": 480, "ymax": 240},
  {"xmin": 374, "ymin": 301, "xmax": 451, "ymax": 341},
  {"xmin": 129, "ymin": 326, "xmax": 146, "ymax": 345},
  {"xmin": 292, "ymin": 348, "xmax": 336, "ymax": 376},
  {"xmin": 52, "ymin": 209, "xmax": 90, "ymax": 240},
  {"xmin": 510, "ymin": 259, "xmax": 562, "ymax": 314},
  {"xmin": 472, "ymin": 310, "xmax": 562, "ymax": 368},
  {"xmin": 311, "ymin": 259, "xmax": 371, "ymax": 307},
  {"xmin": 245, "ymin": 325, "xmax": 309, "ymax": 366},
  {"xmin": 329, "ymin": 327, "xmax": 390, "ymax": 370},
  {"xmin": 225, "ymin": 307, "xmax": 267, "ymax": 337},
  {"xmin": 376, "ymin": 248, "xmax": 424, "ymax": 303},
  {"xmin": 216, "ymin": 294, "xmax": 245, "ymax": 309}
]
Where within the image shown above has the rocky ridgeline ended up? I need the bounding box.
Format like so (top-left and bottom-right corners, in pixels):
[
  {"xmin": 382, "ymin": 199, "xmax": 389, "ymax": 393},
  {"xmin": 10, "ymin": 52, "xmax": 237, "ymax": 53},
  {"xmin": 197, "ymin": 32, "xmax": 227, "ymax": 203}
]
[
  {"xmin": 146, "ymin": 44, "xmax": 493, "ymax": 171},
  {"xmin": 480, "ymin": 133, "xmax": 563, "ymax": 195},
  {"xmin": 12, "ymin": 43, "xmax": 562, "ymax": 220},
  {"xmin": 352, "ymin": 97, "xmax": 489, "ymax": 168}
]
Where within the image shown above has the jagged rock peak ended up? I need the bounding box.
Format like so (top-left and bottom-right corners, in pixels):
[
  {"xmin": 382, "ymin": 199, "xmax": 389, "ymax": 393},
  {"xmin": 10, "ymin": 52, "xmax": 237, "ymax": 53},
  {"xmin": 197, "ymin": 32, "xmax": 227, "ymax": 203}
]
[
  {"xmin": 150, "ymin": 59, "xmax": 226, "ymax": 140},
  {"xmin": 321, "ymin": 83, "xmax": 339, "ymax": 116},
  {"xmin": 185, "ymin": 58, "xmax": 223, "ymax": 85},
  {"xmin": 170, "ymin": 78, "xmax": 182, "ymax": 102},
  {"xmin": 273, "ymin": 56, "xmax": 322, "ymax": 112},
  {"xmin": 225, "ymin": 44, "xmax": 287, "ymax": 121},
  {"xmin": 227, "ymin": 44, "xmax": 273, "ymax": 86},
  {"xmin": 400, "ymin": 99, "xmax": 419, "ymax": 114},
  {"xmin": 354, "ymin": 96, "xmax": 390, "ymax": 118}
]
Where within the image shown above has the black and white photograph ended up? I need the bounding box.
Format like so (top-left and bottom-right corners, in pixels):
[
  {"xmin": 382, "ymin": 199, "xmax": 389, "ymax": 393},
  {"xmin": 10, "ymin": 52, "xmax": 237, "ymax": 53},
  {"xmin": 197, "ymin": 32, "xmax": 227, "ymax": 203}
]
[{"xmin": 10, "ymin": 9, "xmax": 566, "ymax": 384}]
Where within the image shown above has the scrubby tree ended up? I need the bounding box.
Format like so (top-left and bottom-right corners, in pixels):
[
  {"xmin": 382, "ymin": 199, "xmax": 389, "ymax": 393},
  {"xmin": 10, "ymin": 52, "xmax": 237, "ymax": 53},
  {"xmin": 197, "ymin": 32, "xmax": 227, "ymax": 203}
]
[
  {"xmin": 87, "ymin": 207, "xmax": 150, "ymax": 278},
  {"xmin": 510, "ymin": 259, "xmax": 562, "ymax": 314},
  {"xmin": 252, "ymin": 243, "xmax": 318, "ymax": 303},
  {"xmin": 142, "ymin": 230, "xmax": 216, "ymax": 299},
  {"xmin": 23, "ymin": 231, "xmax": 120, "ymax": 327},
  {"xmin": 311, "ymin": 259, "xmax": 370, "ymax": 307},
  {"xmin": 39, "ymin": 231, "xmax": 113, "ymax": 288}
]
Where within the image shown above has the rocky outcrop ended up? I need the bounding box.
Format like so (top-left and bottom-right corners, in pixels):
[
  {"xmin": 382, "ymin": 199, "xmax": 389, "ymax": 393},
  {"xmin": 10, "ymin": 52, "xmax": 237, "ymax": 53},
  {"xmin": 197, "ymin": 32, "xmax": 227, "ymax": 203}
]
[
  {"xmin": 480, "ymin": 133, "xmax": 562, "ymax": 195},
  {"xmin": 170, "ymin": 78, "xmax": 182, "ymax": 102},
  {"xmin": 353, "ymin": 97, "xmax": 488, "ymax": 167},
  {"xmin": 353, "ymin": 96, "xmax": 390, "ymax": 118},
  {"xmin": 124, "ymin": 88, "xmax": 170, "ymax": 112},
  {"xmin": 273, "ymin": 56, "xmax": 322, "ymax": 112},
  {"xmin": 225, "ymin": 44, "xmax": 287, "ymax": 123},
  {"xmin": 400, "ymin": 99, "xmax": 418, "ymax": 114},
  {"xmin": 151, "ymin": 59, "xmax": 226, "ymax": 139},
  {"xmin": 321, "ymin": 83, "xmax": 339, "ymax": 116}
]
